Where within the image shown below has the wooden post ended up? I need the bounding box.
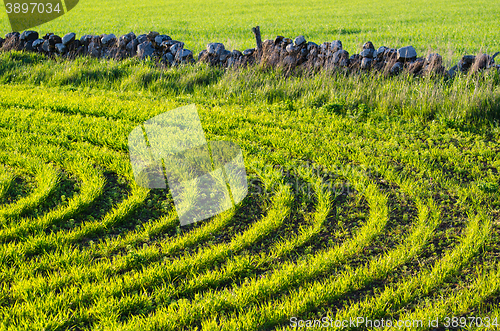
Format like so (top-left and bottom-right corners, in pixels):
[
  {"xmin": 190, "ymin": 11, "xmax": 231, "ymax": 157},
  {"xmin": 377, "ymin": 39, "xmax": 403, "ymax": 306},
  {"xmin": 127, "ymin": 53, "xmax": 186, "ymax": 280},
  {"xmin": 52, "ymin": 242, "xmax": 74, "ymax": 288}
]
[{"xmin": 252, "ymin": 26, "xmax": 262, "ymax": 52}]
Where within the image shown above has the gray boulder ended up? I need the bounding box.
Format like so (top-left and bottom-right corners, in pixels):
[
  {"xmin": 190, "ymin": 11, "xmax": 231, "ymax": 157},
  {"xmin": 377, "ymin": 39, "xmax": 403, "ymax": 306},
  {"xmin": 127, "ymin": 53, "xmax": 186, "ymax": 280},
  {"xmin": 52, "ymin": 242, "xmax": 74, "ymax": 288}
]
[
  {"xmin": 155, "ymin": 35, "xmax": 171, "ymax": 45},
  {"xmin": 360, "ymin": 48, "xmax": 375, "ymax": 58},
  {"xmin": 62, "ymin": 33, "xmax": 76, "ymax": 45},
  {"xmin": 55, "ymin": 43, "xmax": 67, "ymax": 54},
  {"xmin": 101, "ymin": 34, "xmax": 117, "ymax": 46},
  {"xmin": 170, "ymin": 42, "xmax": 185, "ymax": 55},
  {"xmin": 458, "ymin": 55, "xmax": 475, "ymax": 72},
  {"xmin": 32, "ymin": 39, "xmax": 44, "ymax": 48},
  {"xmin": 294, "ymin": 35, "xmax": 306, "ymax": 46},
  {"xmin": 207, "ymin": 42, "xmax": 225, "ymax": 56},
  {"xmin": 397, "ymin": 46, "xmax": 417, "ymax": 62},
  {"xmin": 162, "ymin": 52, "xmax": 174, "ymax": 64},
  {"xmin": 426, "ymin": 53, "xmax": 442, "ymax": 66},
  {"xmin": 88, "ymin": 42, "xmax": 101, "ymax": 57},
  {"xmin": 41, "ymin": 40, "xmax": 51, "ymax": 52},
  {"xmin": 286, "ymin": 44, "xmax": 298, "ymax": 54},
  {"xmin": 6, "ymin": 32, "xmax": 20, "ymax": 39},
  {"xmin": 179, "ymin": 49, "xmax": 193, "ymax": 60},
  {"xmin": 391, "ymin": 62, "xmax": 404, "ymax": 74},
  {"xmin": 147, "ymin": 31, "xmax": 159, "ymax": 41},
  {"xmin": 274, "ymin": 36, "xmax": 284, "ymax": 44},
  {"xmin": 23, "ymin": 41, "xmax": 35, "ymax": 51},
  {"xmin": 20, "ymin": 31, "xmax": 38, "ymax": 42},
  {"xmin": 333, "ymin": 50, "xmax": 349, "ymax": 65},
  {"xmin": 307, "ymin": 42, "xmax": 318, "ymax": 51},
  {"xmin": 48, "ymin": 35, "xmax": 62, "ymax": 46},
  {"xmin": 361, "ymin": 57, "xmax": 372, "ymax": 69},
  {"xmin": 137, "ymin": 34, "xmax": 148, "ymax": 44},
  {"xmin": 80, "ymin": 35, "xmax": 94, "ymax": 46},
  {"xmin": 137, "ymin": 41, "xmax": 155, "ymax": 59},
  {"xmin": 363, "ymin": 41, "xmax": 375, "ymax": 50},
  {"xmin": 219, "ymin": 49, "xmax": 232, "ymax": 62},
  {"xmin": 331, "ymin": 40, "xmax": 342, "ymax": 52},
  {"xmin": 126, "ymin": 39, "xmax": 139, "ymax": 56},
  {"xmin": 243, "ymin": 48, "xmax": 254, "ymax": 56}
]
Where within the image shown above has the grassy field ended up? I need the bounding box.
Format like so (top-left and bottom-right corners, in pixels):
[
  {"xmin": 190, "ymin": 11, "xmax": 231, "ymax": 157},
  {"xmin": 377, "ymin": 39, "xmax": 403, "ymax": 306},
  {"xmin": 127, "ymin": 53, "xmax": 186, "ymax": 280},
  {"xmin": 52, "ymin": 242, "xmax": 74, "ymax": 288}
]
[
  {"xmin": 1, "ymin": 0, "xmax": 500, "ymax": 63},
  {"xmin": 1, "ymin": 0, "xmax": 500, "ymax": 330}
]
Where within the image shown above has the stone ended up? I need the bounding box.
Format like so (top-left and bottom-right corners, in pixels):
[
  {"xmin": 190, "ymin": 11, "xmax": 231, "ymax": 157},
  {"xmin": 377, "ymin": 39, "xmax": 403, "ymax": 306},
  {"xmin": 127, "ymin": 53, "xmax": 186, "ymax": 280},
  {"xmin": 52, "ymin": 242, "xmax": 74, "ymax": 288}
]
[
  {"xmin": 377, "ymin": 46, "xmax": 387, "ymax": 56},
  {"xmin": 80, "ymin": 35, "xmax": 94, "ymax": 46},
  {"xmin": 126, "ymin": 39, "xmax": 139, "ymax": 52},
  {"xmin": 20, "ymin": 31, "xmax": 38, "ymax": 42},
  {"xmin": 473, "ymin": 54, "xmax": 490, "ymax": 71},
  {"xmin": 243, "ymin": 48, "xmax": 254, "ymax": 56},
  {"xmin": 179, "ymin": 49, "xmax": 193, "ymax": 59},
  {"xmin": 331, "ymin": 40, "xmax": 342, "ymax": 52},
  {"xmin": 361, "ymin": 57, "xmax": 372, "ymax": 69},
  {"xmin": 219, "ymin": 49, "xmax": 232, "ymax": 62},
  {"xmin": 397, "ymin": 46, "xmax": 417, "ymax": 62},
  {"xmin": 458, "ymin": 55, "xmax": 476, "ymax": 72},
  {"xmin": 349, "ymin": 54, "xmax": 361, "ymax": 62},
  {"xmin": 88, "ymin": 42, "xmax": 101, "ymax": 57},
  {"xmin": 155, "ymin": 35, "xmax": 171, "ymax": 45},
  {"xmin": 333, "ymin": 50, "xmax": 349, "ymax": 65},
  {"xmin": 426, "ymin": 53, "xmax": 442, "ymax": 67},
  {"xmin": 55, "ymin": 43, "xmax": 67, "ymax": 54},
  {"xmin": 147, "ymin": 31, "xmax": 159, "ymax": 41},
  {"xmin": 232, "ymin": 50, "xmax": 242, "ymax": 57},
  {"xmin": 162, "ymin": 52, "xmax": 174, "ymax": 64},
  {"xmin": 283, "ymin": 38, "xmax": 292, "ymax": 45},
  {"xmin": 360, "ymin": 48, "xmax": 375, "ymax": 58},
  {"xmin": 170, "ymin": 42, "xmax": 185, "ymax": 55},
  {"xmin": 0, "ymin": 37, "xmax": 5, "ymax": 48},
  {"xmin": 294, "ymin": 35, "xmax": 306, "ymax": 46},
  {"xmin": 101, "ymin": 34, "xmax": 117, "ymax": 46},
  {"xmin": 274, "ymin": 36, "xmax": 284, "ymax": 45},
  {"xmin": 48, "ymin": 35, "xmax": 62, "ymax": 46},
  {"xmin": 207, "ymin": 42, "xmax": 224, "ymax": 56},
  {"xmin": 137, "ymin": 34, "xmax": 148, "ymax": 44},
  {"xmin": 5, "ymin": 32, "xmax": 20, "ymax": 39},
  {"xmin": 262, "ymin": 39, "xmax": 274, "ymax": 49},
  {"xmin": 286, "ymin": 44, "xmax": 298, "ymax": 54},
  {"xmin": 319, "ymin": 42, "xmax": 329, "ymax": 54},
  {"xmin": 307, "ymin": 42, "xmax": 318, "ymax": 51},
  {"xmin": 32, "ymin": 38, "xmax": 43, "ymax": 49},
  {"xmin": 137, "ymin": 41, "xmax": 155, "ymax": 59},
  {"xmin": 23, "ymin": 40, "xmax": 35, "ymax": 51},
  {"xmin": 119, "ymin": 33, "xmax": 135, "ymax": 48},
  {"xmin": 363, "ymin": 41, "xmax": 375, "ymax": 50},
  {"xmin": 383, "ymin": 48, "xmax": 397, "ymax": 60},
  {"xmin": 67, "ymin": 39, "xmax": 81, "ymax": 52},
  {"xmin": 41, "ymin": 40, "xmax": 51, "ymax": 52},
  {"xmin": 62, "ymin": 33, "xmax": 76, "ymax": 45},
  {"xmin": 391, "ymin": 62, "xmax": 403, "ymax": 74}
]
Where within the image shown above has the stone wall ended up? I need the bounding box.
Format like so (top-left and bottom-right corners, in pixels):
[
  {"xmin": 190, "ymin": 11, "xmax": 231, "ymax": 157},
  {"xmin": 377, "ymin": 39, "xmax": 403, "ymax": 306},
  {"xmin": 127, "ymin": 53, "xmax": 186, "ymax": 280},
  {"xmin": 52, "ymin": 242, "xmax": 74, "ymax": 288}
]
[{"xmin": 1, "ymin": 30, "xmax": 498, "ymax": 77}]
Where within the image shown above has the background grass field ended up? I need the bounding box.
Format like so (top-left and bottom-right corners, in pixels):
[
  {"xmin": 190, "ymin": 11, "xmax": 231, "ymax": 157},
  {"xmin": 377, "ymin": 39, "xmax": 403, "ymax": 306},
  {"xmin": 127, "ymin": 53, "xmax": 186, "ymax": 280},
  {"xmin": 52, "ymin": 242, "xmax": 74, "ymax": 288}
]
[{"xmin": 1, "ymin": 0, "xmax": 500, "ymax": 330}]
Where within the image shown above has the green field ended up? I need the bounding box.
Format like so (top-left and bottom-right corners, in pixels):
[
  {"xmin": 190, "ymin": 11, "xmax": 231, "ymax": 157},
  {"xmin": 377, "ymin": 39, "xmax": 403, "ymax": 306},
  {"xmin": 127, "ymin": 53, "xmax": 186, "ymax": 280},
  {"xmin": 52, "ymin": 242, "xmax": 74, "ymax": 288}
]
[{"xmin": 1, "ymin": 0, "xmax": 500, "ymax": 330}]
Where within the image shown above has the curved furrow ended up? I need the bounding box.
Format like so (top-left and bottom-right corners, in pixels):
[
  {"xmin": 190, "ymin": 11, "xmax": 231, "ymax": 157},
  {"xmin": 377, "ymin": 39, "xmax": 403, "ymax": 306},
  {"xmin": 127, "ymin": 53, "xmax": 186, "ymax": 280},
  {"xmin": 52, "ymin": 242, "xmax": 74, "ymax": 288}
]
[
  {"xmin": 205, "ymin": 209, "xmax": 488, "ymax": 331},
  {"xmin": 0, "ymin": 154, "xmax": 59, "ymax": 224},
  {"xmin": 108, "ymin": 166, "xmax": 388, "ymax": 330},
  {"xmin": 0, "ymin": 163, "xmax": 292, "ymax": 327},
  {"xmin": 88, "ymin": 163, "xmax": 336, "ymax": 327}
]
